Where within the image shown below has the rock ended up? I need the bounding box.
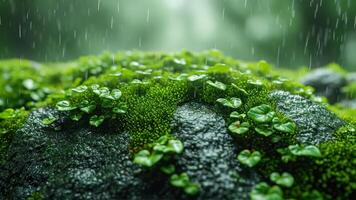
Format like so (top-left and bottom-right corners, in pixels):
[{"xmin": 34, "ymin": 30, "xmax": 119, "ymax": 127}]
[
  {"xmin": 301, "ymin": 68, "xmax": 346, "ymax": 103},
  {"xmin": 270, "ymin": 90, "xmax": 345, "ymax": 145},
  {"xmin": 0, "ymin": 108, "xmax": 172, "ymax": 200},
  {"xmin": 0, "ymin": 103, "xmax": 259, "ymax": 200},
  {"xmin": 172, "ymin": 102, "xmax": 259, "ymax": 200}
]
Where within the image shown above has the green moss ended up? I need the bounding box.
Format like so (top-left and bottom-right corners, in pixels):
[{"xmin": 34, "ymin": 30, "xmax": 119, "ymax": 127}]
[{"xmin": 0, "ymin": 50, "xmax": 355, "ymax": 199}]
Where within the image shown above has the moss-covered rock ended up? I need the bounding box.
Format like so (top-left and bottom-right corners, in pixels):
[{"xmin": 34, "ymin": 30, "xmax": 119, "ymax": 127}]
[{"xmin": 0, "ymin": 50, "xmax": 354, "ymax": 199}]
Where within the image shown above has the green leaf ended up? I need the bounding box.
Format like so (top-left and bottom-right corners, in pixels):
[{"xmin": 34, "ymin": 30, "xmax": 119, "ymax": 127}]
[
  {"xmin": 247, "ymin": 104, "xmax": 275, "ymax": 123},
  {"xmin": 270, "ymin": 172, "xmax": 294, "ymax": 188},
  {"xmin": 250, "ymin": 182, "xmax": 283, "ymax": 200},
  {"xmin": 255, "ymin": 125, "xmax": 274, "ymax": 137},
  {"xmin": 89, "ymin": 115, "xmax": 105, "ymax": 127},
  {"xmin": 288, "ymin": 144, "xmax": 322, "ymax": 157},
  {"xmin": 237, "ymin": 150, "xmax": 261, "ymax": 167},
  {"xmin": 273, "ymin": 122, "xmax": 296, "ymax": 134},
  {"xmin": 112, "ymin": 107, "xmax": 126, "ymax": 114},
  {"xmin": 70, "ymin": 112, "xmax": 83, "ymax": 121},
  {"xmin": 80, "ymin": 105, "xmax": 96, "ymax": 114},
  {"xmin": 232, "ymin": 83, "xmax": 248, "ymax": 95},
  {"xmin": 301, "ymin": 190, "xmax": 324, "ymax": 200},
  {"xmin": 111, "ymin": 89, "xmax": 122, "ymax": 100},
  {"xmin": 133, "ymin": 150, "xmax": 163, "ymax": 168},
  {"xmin": 187, "ymin": 74, "xmax": 206, "ymax": 81},
  {"xmin": 165, "ymin": 139, "xmax": 184, "ymax": 154},
  {"xmin": 133, "ymin": 150, "xmax": 152, "ymax": 167},
  {"xmin": 277, "ymin": 148, "xmax": 296, "ymax": 163},
  {"xmin": 216, "ymin": 97, "xmax": 242, "ymax": 109},
  {"xmin": 156, "ymin": 135, "xmax": 169, "ymax": 145},
  {"xmin": 23, "ymin": 79, "xmax": 36, "ymax": 90},
  {"xmin": 230, "ymin": 111, "xmax": 246, "ymax": 119},
  {"xmin": 72, "ymin": 85, "xmax": 88, "ymax": 93},
  {"xmin": 56, "ymin": 100, "xmax": 77, "ymax": 111},
  {"xmin": 160, "ymin": 164, "xmax": 175, "ymax": 174},
  {"xmin": 41, "ymin": 116, "xmax": 57, "ymax": 125},
  {"xmin": 247, "ymin": 79, "xmax": 263, "ymax": 86},
  {"xmin": 0, "ymin": 108, "xmax": 15, "ymax": 119},
  {"xmin": 184, "ymin": 183, "xmax": 200, "ymax": 196},
  {"xmin": 170, "ymin": 173, "xmax": 190, "ymax": 188},
  {"xmin": 229, "ymin": 121, "xmax": 250, "ymax": 135},
  {"xmin": 206, "ymin": 80, "xmax": 226, "ymax": 90}
]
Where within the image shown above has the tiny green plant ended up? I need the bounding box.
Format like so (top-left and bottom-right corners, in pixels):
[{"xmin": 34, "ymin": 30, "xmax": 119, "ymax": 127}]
[
  {"xmin": 216, "ymin": 97, "xmax": 242, "ymax": 109},
  {"xmin": 288, "ymin": 144, "xmax": 322, "ymax": 157},
  {"xmin": 41, "ymin": 116, "xmax": 57, "ymax": 125},
  {"xmin": 237, "ymin": 149, "xmax": 262, "ymax": 167},
  {"xmin": 250, "ymin": 182, "xmax": 283, "ymax": 200},
  {"xmin": 228, "ymin": 121, "xmax": 250, "ymax": 135},
  {"xmin": 206, "ymin": 80, "xmax": 226, "ymax": 90},
  {"xmin": 247, "ymin": 104, "xmax": 275, "ymax": 123},
  {"xmin": 270, "ymin": 172, "xmax": 294, "ymax": 188},
  {"xmin": 170, "ymin": 173, "xmax": 200, "ymax": 196}
]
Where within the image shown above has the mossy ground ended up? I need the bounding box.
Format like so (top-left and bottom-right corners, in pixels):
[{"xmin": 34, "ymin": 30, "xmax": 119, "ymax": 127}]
[{"xmin": 0, "ymin": 50, "xmax": 355, "ymax": 199}]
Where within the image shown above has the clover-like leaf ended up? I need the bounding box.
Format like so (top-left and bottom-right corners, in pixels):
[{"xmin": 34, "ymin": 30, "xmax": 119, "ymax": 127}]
[
  {"xmin": 237, "ymin": 149, "xmax": 261, "ymax": 167},
  {"xmin": 112, "ymin": 107, "xmax": 126, "ymax": 114},
  {"xmin": 70, "ymin": 112, "xmax": 83, "ymax": 121},
  {"xmin": 56, "ymin": 100, "xmax": 77, "ymax": 111},
  {"xmin": 111, "ymin": 89, "xmax": 122, "ymax": 100},
  {"xmin": 277, "ymin": 148, "xmax": 296, "ymax": 163},
  {"xmin": 288, "ymin": 144, "xmax": 322, "ymax": 158},
  {"xmin": 206, "ymin": 80, "xmax": 226, "ymax": 90},
  {"xmin": 230, "ymin": 111, "xmax": 246, "ymax": 119},
  {"xmin": 232, "ymin": 83, "xmax": 248, "ymax": 95},
  {"xmin": 72, "ymin": 85, "xmax": 88, "ymax": 93},
  {"xmin": 23, "ymin": 79, "xmax": 36, "ymax": 90},
  {"xmin": 170, "ymin": 173, "xmax": 190, "ymax": 188},
  {"xmin": 247, "ymin": 104, "xmax": 275, "ymax": 123},
  {"xmin": 184, "ymin": 183, "xmax": 200, "ymax": 196},
  {"xmin": 187, "ymin": 74, "xmax": 206, "ymax": 82},
  {"xmin": 89, "ymin": 115, "xmax": 105, "ymax": 127},
  {"xmin": 273, "ymin": 122, "xmax": 296, "ymax": 134},
  {"xmin": 229, "ymin": 121, "xmax": 250, "ymax": 135},
  {"xmin": 250, "ymin": 182, "xmax": 283, "ymax": 200},
  {"xmin": 160, "ymin": 164, "xmax": 175, "ymax": 175},
  {"xmin": 0, "ymin": 108, "xmax": 15, "ymax": 119},
  {"xmin": 270, "ymin": 172, "xmax": 294, "ymax": 188},
  {"xmin": 255, "ymin": 125, "xmax": 274, "ymax": 137},
  {"xmin": 165, "ymin": 139, "xmax": 184, "ymax": 154},
  {"xmin": 41, "ymin": 116, "xmax": 57, "ymax": 125},
  {"xmin": 80, "ymin": 105, "xmax": 96, "ymax": 114},
  {"xmin": 216, "ymin": 97, "xmax": 242, "ymax": 109},
  {"xmin": 133, "ymin": 150, "xmax": 152, "ymax": 167}
]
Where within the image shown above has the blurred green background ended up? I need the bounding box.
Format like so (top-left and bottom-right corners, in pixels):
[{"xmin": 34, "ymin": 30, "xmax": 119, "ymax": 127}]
[{"xmin": 0, "ymin": 0, "xmax": 356, "ymax": 70}]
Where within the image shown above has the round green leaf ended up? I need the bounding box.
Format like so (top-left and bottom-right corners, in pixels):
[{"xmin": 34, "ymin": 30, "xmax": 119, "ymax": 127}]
[
  {"xmin": 216, "ymin": 97, "xmax": 242, "ymax": 109},
  {"xmin": 160, "ymin": 164, "xmax": 176, "ymax": 175},
  {"xmin": 184, "ymin": 183, "xmax": 200, "ymax": 196},
  {"xmin": 23, "ymin": 79, "xmax": 36, "ymax": 90},
  {"xmin": 0, "ymin": 108, "xmax": 15, "ymax": 119},
  {"xmin": 80, "ymin": 105, "xmax": 96, "ymax": 114},
  {"xmin": 288, "ymin": 144, "xmax": 322, "ymax": 157},
  {"xmin": 206, "ymin": 80, "xmax": 226, "ymax": 90},
  {"xmin": 230, "ymin": 111, "xmax": 246, "ymax": 119},
  {"xmin": 89, "ymin": 115, "xmax": 105, "ymax": 127},
  {"xmin": 72, "ymin": 85, "xmax": 88, "ymax": 93},
  {"xmin": 165, "ymin": 139, "xmax": 184, "ymax": 154},
  {"xmin": 187, "ymin": 74, "xmax": 206, "ymax": 81},
  {"xmin": 229, "ymin": 121, "xmax": 250, "ymax": 135},
  {"xmin": 270, "ymin": 172, "xmax": 294, "ymax": 188},
  {"xmin": 170, "ymin": 173, "xmax": 190, "ymax": 188},
  {"xmin": 255, "ymin": 126, "xmax": 274, "ymax": 137},
  {"xmin": 56, "ymin": 100, "xmax": 77, "ymax": 111},
  {"xmin": 273, "ymin": 122, "xmax": 296, "ymax": 134},
  {"xmin": 133, "ymin": 150, "xmax": 152, "ymax": 167},
  {"xmin": 237, "ymin": 150, "xmax": 262, "ymax": 167},
  {"xmin": 41, "ymin": 116, "xmax": 57, "ymax": 125},
  {"xmin": 250, "ymin": 182, "xmax": 283, "ymax": 200},
  {"xmin": 111, "ymin": 89, "xmax": 122, "ymax": 100},
  {"xmin": 247, "ymin": 104, "xmax": 275, "ymax": 123}
]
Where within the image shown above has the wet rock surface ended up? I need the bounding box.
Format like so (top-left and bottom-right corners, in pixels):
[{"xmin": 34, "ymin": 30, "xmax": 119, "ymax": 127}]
[
  {"xmin": 301, "ymin": 68, "xmax": 346, "ymax": 103},
  {"xmin": 172, "ymin": 102, "xmax": 259, "ymax": 200},
  {"xmin": 0, "ymin": 103, "xmax": 258, "ymax": 200},
  {"xmin": 270, "ymin": 90, "xmax": 345, "ymax": 145}
]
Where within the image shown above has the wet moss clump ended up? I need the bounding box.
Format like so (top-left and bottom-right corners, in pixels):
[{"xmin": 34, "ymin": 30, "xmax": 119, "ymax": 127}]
[{"xmin": 0, "ymin": 50, "xmax": 355, "ymax": 199}]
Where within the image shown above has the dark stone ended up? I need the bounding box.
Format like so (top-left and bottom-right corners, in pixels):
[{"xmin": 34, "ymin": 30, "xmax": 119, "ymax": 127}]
[
  {"xmin": 270, "ymin": 90, "xmax": 345, "ymax": 145},
  {"xmin": 301, "ymin": 68, "xmax": 347, "ymax": 103},
  {"xmin": 172, "ymin": 102, "xmax": 259, "ymax": 200},
  {"xmin": 0, "ymin": 103, "xmax": 258, "ymax": 199}
]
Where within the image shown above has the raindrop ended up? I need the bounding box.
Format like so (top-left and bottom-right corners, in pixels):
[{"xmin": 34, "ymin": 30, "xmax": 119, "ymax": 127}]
[
  {"xmin": 110, "ymin": 16, "xmax": 114, "ymax": 29},
  {"xmin": 97, "ymin": 0, "xmax": 101, "ymax": 12},
  {"xmin": 18, "ymin": 24, "xmax": 22, "ymax": 38},
  {"xmin": 222, "ymin": 8, "xmax": 225, "ymax": 20},
  {"xmin": 117, "ymin": 0, "xmax": 120, "ymax": 14},
  {"xmin": 244, "ymin": 0, "xmax": 247, "ymax": 8},
  {"xmin": 146, "ymin": 8, "xmax": 150, "ymax": 23}
]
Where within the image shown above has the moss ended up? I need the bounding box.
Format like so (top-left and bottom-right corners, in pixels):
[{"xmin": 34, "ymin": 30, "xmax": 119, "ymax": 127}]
[
  {"xmin": 0, "ymin": 108, "xmax": 29, "ymax": 163},
  {"xmin": 0, "ymin": 50, "xmax": 355, "ymax": 199}
]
